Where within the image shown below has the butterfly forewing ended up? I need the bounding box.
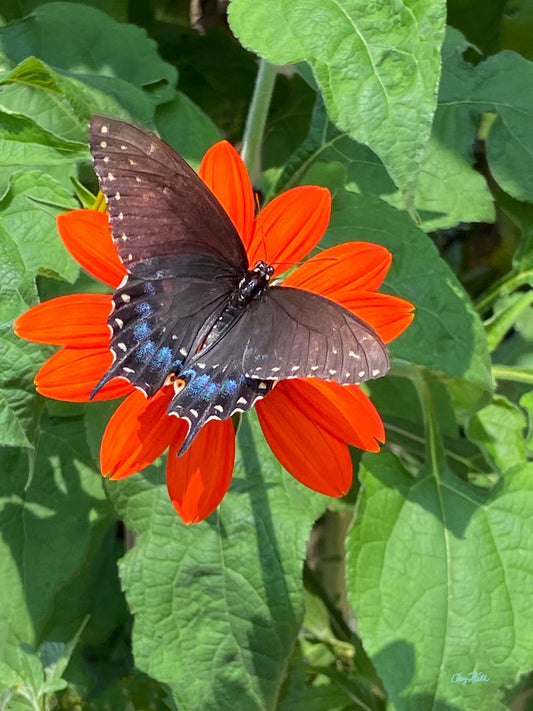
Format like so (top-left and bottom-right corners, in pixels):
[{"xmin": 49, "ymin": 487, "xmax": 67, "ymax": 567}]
[
  {"xmin": 89, "ymin": 115, "xmax": 248, "ymax": 274},
  {"xmin": 228, "ymin": 287, "xmax": 390, "ymax": 384}
]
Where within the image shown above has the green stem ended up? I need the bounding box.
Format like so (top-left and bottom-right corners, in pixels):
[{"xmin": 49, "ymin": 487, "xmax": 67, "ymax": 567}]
[
  {"xmin": 412, "ymin": 371, "xmax": 446, "ymax": 477},
  {"xmin": 492, "ymin": 364, "xmax": 533, "ymax": 385},
  {"xmin": 475, "ymin": 270, "xmax": 533, "ymax": 314},
  {"xmin": 240, "ymin": 59, "xmax": 277, "ymax": 185}
]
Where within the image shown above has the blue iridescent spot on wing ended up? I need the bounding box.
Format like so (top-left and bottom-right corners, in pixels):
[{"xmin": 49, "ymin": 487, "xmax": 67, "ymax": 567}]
[
  {"xmin": 187, "ymin": 374, "xmax": 221, "ymax": 401},
  {"xmin": 189, "ymin": 373, "xmax": 210, "ymax": 395},
  {"xmin": 172, "ymin": 358, "xmax": 183, "ymax": 370},
  {"xmin": 135, "ymin": 302, "xmax": 151, "ymax": 317},
  {"xmin": 221, "ymin": 378, "xmax": 238, "ymax": 396},
  {"xmin": 144, "ymin": 282, "xmax": 156, "ymax": 296},
  {"xmin": 135, "ymin": 339, "xmax": 157, "ymax": 362},
  {"xmin": 205, "ymin": 382, "xmax": 219, "ymax": 399},
  {"xmin": 151, "ymin": 346, "xmax": 173, "ymax": 370},
  {"xmin": 134, "ymin": 322, "xmax": 151, "ymax": 341}
]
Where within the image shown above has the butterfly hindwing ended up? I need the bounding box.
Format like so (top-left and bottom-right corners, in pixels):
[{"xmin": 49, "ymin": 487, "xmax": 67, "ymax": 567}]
[
  {"xmin": 89, "ymin": 115, "xmax": 248, "ymax": 275},
  {"xmin": 168, "ymin": 362, "xmax": 274, "ymax": 454},
  {"xmin": 217, "ymin": 286, "xmax": 389, "ymax": 384},
  {"xmin": 93, "ymin": 256, "xmax": 241, "ymax": 397}
]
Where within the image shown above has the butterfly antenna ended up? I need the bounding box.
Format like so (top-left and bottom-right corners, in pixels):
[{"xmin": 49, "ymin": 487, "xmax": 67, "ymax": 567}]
[
  {"xmin": 273, "ymin": 255, "xmax": 340, "ymax": 269},
  {"xmin": 254, "ymin": 193, "xmax": 268, "ymax": 262}
]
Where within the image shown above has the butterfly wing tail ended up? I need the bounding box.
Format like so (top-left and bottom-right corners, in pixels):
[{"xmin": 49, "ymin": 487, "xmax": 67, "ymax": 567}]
[{"xmin": 168, "ymin": 369, "xmax": 274, "ymax": 455}]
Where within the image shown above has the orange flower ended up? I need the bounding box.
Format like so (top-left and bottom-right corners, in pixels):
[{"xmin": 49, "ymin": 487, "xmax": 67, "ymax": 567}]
[{"xmin": 14, "ymin": 140, "xmax": 414, "ymax": 523}]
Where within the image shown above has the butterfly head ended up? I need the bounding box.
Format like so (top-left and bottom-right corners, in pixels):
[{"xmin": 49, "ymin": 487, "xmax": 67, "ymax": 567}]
[{"xmin": 253, "ymin": 260, "xmax": 274, "ymax": 280}]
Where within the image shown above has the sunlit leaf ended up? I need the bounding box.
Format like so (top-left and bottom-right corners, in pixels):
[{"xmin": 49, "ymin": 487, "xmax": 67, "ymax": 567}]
[
  {"xmin": 229, "ymin": 0, "xmax": 446, "ymax": 210},
  {"xmin": 346, "ymin": 451, "xmax": 533, "ymax": 711},
  {"xmin": 108, "ymin": 412, "xmax": 327, "ymax": 711}
]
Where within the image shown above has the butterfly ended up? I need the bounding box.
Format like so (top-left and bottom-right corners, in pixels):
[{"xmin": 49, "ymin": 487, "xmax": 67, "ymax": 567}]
[{"xmin": 89, "ymin": 116, "xmax": 390, "ymax": 453}]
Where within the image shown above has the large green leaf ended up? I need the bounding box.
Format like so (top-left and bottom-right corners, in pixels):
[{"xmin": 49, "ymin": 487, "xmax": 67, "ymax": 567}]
[
  {"xmin": 0, "ymin": 222, "xmax": 41, "ymax": 448},
  {"xmin": 324, "ymin": 189, "xmax": 492, "ymax": 413},
  {"xmin": 274, "ymin": 94, "xmax": 494, "ymax": 232},
  {"xmin": 346, "ymin": 451, "xmax": 533, "ymax": 711},
  {"xmin": 0, "ymin": 56, "xmax": 131, "ymax": 196},
  {"xmin": 466, "ymin": 395, "xmax": 528, "ymax": 472},
  {"xmin": 0, "ymin": 2, "xmax": 176, "ymax": 98},
  {"xmin": 0, "ymin": 169, "xmax": 77, "ymax": 449},
  {"xmin": 0, "ymin": 0, "xmax": 130, "ymax": 25},
  {"xmin": 0, "ymin": 2, "xmax": 177, "ymax": 123},
  {"xmin": 228, "ymin": 0, "xmax": 446, "ymax": 209},
  {"xmin": 108, "ymin": 412, "xmax": 327, "ymax": 711},
  {"xmin": 0, "ymin": 108, "xmax": 88, "ymax": 198},
  {"xmin": 0, "ymin": 414, "xmax": 112, "ymax": 662},
  {"xmin": 440, "ymin": 28, "xmax": 533, "ymax": 203},
  {"xmin": 0, "ymin": 57, "xmax": 125, "ymax": 142},
  {"xmin": 0, "ymin": 171, "xmax": 78, "ymax": 285}
]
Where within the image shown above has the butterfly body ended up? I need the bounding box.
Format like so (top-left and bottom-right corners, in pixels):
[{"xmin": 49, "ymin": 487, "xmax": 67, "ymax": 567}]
[{"xmin": 89, "ymin": 116, "xmax": 390, "ymax": 454}]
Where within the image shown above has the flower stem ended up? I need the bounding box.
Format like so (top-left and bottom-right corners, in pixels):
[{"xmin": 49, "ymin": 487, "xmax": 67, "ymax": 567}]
[
  {"xmin": 475, "ymin": 269, "xmax": 533, "ymax": 314},
  {"xmin": 241, "ymin": 59, "xmax": 277, "ymax": 185},
  {"xmin": 412, "ymin": 370, "xmax": 446, "ymax": 477},
  {"xmin": 492, "ymin": 364, "xmax": 533, "ymax": 385}
]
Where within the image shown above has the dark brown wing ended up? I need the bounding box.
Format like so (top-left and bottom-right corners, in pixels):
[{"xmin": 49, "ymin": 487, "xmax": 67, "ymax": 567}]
[{"xmin": 89, "ymin": 115, "xmax": 248, "ymax": 277}]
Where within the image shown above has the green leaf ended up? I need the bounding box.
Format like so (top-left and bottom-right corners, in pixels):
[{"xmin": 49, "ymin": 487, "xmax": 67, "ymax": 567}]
[
  {"xmin": 0, "ymin": 171, "xmax": 78, "ymax": 284},
  {"xmin": 502, "ymin": 0, "xmax": 533, "ymax": 60},
  {"xmin": 0, "ymin": 56, "xmax": 126, "ymax": 142},
  {"xmin": 0, "ymin": 109, "xmax": 88, "ymax": 197},
  {"xmin": 475, "ymin": 53, "xmax": 533, "ymax": 203},
  {"xmin": 485, "ymin": 291, "xmax": 533, "ymax": 352},
  {"xmin": 108, "ymin": 412, "xmax": 327, "ymax": 711},
  {"xmin": 0, "ymin": 661, "xmax": 24, "ymax": 688},
  {"xmin": 274, "ymin": 93, "xmax": 494, "ymax": 232},
  {"xmin": 0, "ymin": 2, "xmax": 177, "ymax": 101},
  {"xmin": 439, "ymin": 28, "xmax": 533, "ymax": 203},
  {"xmin": 447, "ymin": 0, "xmax": 506, "ymax": 56},
  {"xmin": 466, "ymin": 395, "xmax": 527, "ymax": 471},
  {"xmin": 228, "ymin": 0, "xmax": 447, "ymax": 210},
  {"xmin": 0, "ymin": 2, "xmax": 177, "ymax": 125},
  {"xmin": 40, "ymin": 617, "xmax": 88, "ymax": 683},
  {"xmin": 520, "ymin": 390, "xmax": 533, "ymax": 451},
  {"xmin": 384, "ymin": 111, "xmax": 495, "ymax": 231},
  {"xmin": 0, "ymin": 413, "xmax": 112, "ymax": 658},
  {"xmin": 346, "ymin": 451, "xmax": 533, "ymax": 711},
  {"xmin": 40, "ymin": 677, "xmax": 68, "ymax": 694},
  {"xmin": 155, "ymin": 91, "xmax": 221, "ymax": 169},
  {"xmin": 0, "ymin": 226, "xmax": 44, "ymax": 448},
  {"xmin": 0, "ymin": 329, "xmax": 42, "ymax": 449},
  {"xmin": 0, "ymin": 0, "xmax": 130, "ymax": 25},
  {"xmin": 324, "ymin": 189, "xmax": 493, "ymax": 413},
  {"xmin": 1, "ymin": 644, "xmax": 44, "ymax": 696},
  {"xmin": 154, "ymin": 24, "xmax": 256, "ymax": 145}
]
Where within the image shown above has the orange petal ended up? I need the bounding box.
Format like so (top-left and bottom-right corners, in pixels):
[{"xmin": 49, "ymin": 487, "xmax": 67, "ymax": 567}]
[
  {"xmin": 284, "ymin": 242, "xmax": 392, "ymax": 294},
  {"xmin": 198, "ymin": 140, "xmax": 255, "ymax": 249},
  {"xmin": 101, "ymin": 386, "xmax": 186, "ymax": 480},
  {"xmin": 248, "ymin": 186, "xmax": 331, "ymax": 276},
  {"xmin": 166, "ymin": 419, "xmax": 235, "ymax": 524},
  {"xmin": 35, "ymin": 347, "xmax": 133, "ymax": 401},
  {"xmin": 57, "ymin": 210, "xmax": 127, "ymax": 288},
  {"xmin": 255, "ymin": 380, "xmax": 358, "ymax": 497},
  {"xmin": 14, "ymin": 294, "xmax": 112, "ymax": 348},
  {"xmin": 339, "ymin": 292, "xmax": 415, "ymax": 343},
  {"xmin": 299, "ymin": 379, "xmax": 385, "ymax": 451}
]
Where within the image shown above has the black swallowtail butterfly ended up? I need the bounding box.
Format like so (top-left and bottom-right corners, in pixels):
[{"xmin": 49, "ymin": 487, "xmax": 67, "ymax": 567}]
[{"xmin": 89, "ymin": 116, "xmax": 389, "ymax": 453}]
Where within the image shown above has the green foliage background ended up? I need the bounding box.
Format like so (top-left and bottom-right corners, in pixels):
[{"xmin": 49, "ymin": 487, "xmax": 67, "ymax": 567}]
[{"xmin": 0, "ymin": 1, "xmax": 532, "ymax": 709}]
